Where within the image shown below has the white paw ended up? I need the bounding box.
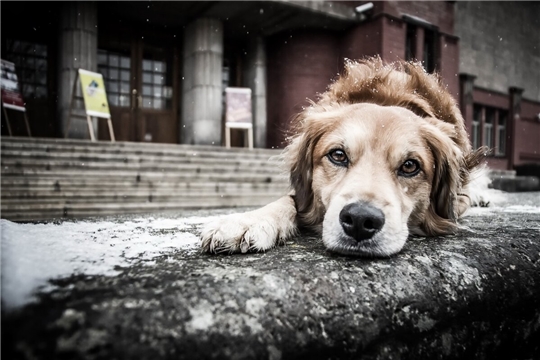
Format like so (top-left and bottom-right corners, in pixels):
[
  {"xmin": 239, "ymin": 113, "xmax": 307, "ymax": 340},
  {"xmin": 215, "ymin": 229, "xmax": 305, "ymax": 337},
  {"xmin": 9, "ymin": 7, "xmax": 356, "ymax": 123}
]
[
  {"xmin": 200, "ymin": 213, "xmax": 285, "ymax": 254},
  {"xmin": 471, "ymin": 197, "xmax": 490, "ymax": 208},
  {"xmin": 468, "ymin": 167, "xmax": 491, "ymax": 208}
]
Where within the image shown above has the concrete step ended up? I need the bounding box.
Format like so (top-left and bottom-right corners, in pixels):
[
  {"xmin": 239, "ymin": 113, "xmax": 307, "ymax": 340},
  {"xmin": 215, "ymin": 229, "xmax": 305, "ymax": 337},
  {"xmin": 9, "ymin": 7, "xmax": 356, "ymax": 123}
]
[
  {"xmin": 1, "ymin": 195, "xmax": 281, "ymax": 222},
  {"xmin": 0, "ymin": 149, "xmax": 282, "ymax": 168},
  {"xmin": 1, "ymin": 187, "xmax": 287, "ymax": 202},
  {"xmin": 1, "ymin": 180, "xmax": 287, "ymax": 192},
  {"xmin": 1, "ymin": 169, "xmax": 287, "ymax": 182},
  {"xmin": 1, "ymin": 136, "xmax": 282, "ymax": 159},
  {"xmin": 488, "ymin": 169, "xmax": 517, "ymax": 178},
  {"xmin": 490, "ymin": 175, "xmax": 540, "ymax": 192},
  {"xmin": 1, "ymin": 158, "xmax": 282, "ymax": 175},
  {"xmin": 1, "ymin": 137, "xmax": 289, "ymax": 221}
]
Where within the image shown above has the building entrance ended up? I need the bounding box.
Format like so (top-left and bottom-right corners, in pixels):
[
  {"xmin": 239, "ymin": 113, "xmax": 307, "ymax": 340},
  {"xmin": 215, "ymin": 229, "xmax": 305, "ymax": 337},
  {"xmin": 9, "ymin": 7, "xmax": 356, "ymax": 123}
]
[{"xmin": 97, "ymin": 38, "xmax": 178, "ymax": 143}]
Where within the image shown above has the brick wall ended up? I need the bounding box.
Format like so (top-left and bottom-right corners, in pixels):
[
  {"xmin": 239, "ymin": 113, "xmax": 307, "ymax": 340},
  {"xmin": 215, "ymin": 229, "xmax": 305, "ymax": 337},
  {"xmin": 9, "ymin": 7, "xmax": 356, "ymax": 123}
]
[
  {"xmin": 380, "ymin": 16, "xmax": 406, "ymax": 62},
  {"xmin": 341, "ymin": 18, "xmax": 383, "ymax": 62},
  {"xmin": 266, "ymin": 30, "xmax": 340, "ymax": 148},
  {"xmin": 380, "ymin": 1, "xmax": 455, "ymax": 35},
  {"xmin": 266, "ymin": 1, "xmax": 462, "ymax": 148},
  {"xmin": 517, "ymin": 100, "xmax": 540, "ymax": 164}
]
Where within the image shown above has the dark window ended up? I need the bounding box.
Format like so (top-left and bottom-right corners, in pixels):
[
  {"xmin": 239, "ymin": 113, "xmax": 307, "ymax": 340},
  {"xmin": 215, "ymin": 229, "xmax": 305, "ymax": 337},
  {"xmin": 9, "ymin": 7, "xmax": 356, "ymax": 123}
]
[
  {"xmin": 423, "ymin": 29, "xmax": 437, "ymax": 73},
  {"xmin": 484, "ymin": 107, "xmax": 495, "ymax": 149},
  {"xmin": 496, "ymin": 110, "xmax": 507, "ymax": 156},
  {"xmin": 97, "ymin": 49, "xmax": 131, "ymax": 107},
  {"xmin": 472, "ymin": 105, "xmax": 482, "ymax": 150},
  {"xmin": 4, "ymin": 39, "xmax": 48, "ymax": 99},
  {"xmin": 405, "ymin": 25, "xmax": 417, "ymax": 61},
  {"xmin": 473, "ymin": 104, "xmax": 508, "ymax": 157}
]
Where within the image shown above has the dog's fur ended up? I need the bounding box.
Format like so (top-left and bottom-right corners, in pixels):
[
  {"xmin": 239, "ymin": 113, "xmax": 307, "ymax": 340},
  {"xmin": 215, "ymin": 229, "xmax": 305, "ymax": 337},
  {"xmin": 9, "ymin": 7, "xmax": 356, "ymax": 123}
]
[{"xmin": 201, "ymin": 57, "xmax": 489, "ymax": 257}]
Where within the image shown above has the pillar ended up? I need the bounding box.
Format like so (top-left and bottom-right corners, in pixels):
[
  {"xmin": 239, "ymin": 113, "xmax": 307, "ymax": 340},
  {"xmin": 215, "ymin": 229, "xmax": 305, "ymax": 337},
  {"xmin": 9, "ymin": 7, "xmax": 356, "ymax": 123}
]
[
  {"xmin": 244, "ymin": 36, "xmax": 267, "ymax": 148},
  {"xmin": 181, "ymin": 18, "xmax": 223, "ymax": 145},
  {"xmin": 459, "ymin": 73, "xmax": 476, "ymax": 137},
  {"xmin": 57, "ymin": 2, "xmax": 98, "ymax": 138},
  {"xmin": 509, "ymin": 86, "xmax": 524, "ymax": 169}
]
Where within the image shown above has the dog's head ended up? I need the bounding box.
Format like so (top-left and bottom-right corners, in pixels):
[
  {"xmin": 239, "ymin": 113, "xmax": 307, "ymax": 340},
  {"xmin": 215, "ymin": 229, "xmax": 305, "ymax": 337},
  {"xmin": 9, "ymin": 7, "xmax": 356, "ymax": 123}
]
[{"xmin": 285, "ymin": 58, "xmax": 484, "ymax": 257}]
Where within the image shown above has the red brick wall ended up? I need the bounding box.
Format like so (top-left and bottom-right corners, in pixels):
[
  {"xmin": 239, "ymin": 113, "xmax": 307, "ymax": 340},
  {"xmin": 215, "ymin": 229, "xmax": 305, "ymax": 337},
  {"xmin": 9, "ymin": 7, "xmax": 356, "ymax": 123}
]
[
  {"xmin": 517, "ymin": 99, "xmax": 540, "ymax": 164},
  {"xmin": 380, "ymin": 16, "xmax": 406, "ymax": 62},
  {"xmin": 486, "ymin": 157, "xmax": 510, "ymax": 170},
  {"xmin": 380, "ymin": 1, "xmax": 455, "ymax": 35},
  {"xmin": 473, "ymin": 89, "xmax": 510, "ymax": 109},
  {"xmin": 438, "ymin": 34, "xmax": 460, "ymax": 99},
  {"xmin": 337, "ymin": 0, "xmax": 456, "ymax": 35},
  {"xmin": 266, "ymin": 31, "xmax": 340, "ymax": 148},
  {"xmin": 341, "ymin": 18, "xmax": 383, "ymax": 62},
  {"xmin": 469, "ymin": 89, "xmax": 540, "ymax": 169},
  {"xmin": 265, "ymin": 1, "xmax": 460, "ymax": 149}
]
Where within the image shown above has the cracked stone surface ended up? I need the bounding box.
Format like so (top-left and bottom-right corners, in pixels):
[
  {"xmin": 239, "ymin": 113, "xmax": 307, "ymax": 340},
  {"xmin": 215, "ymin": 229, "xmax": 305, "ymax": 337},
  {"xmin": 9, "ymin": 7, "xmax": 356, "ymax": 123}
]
[{"xmin": 2, "ymin": 190, "xmax": 540, "ymax": 360}]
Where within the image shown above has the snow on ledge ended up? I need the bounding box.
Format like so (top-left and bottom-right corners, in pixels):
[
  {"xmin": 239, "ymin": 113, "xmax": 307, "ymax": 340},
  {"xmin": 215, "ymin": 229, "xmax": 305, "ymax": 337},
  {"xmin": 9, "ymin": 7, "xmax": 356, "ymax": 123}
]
[{"xmin": 1, "ymin": 216, "xmax": 214, "ymax": 310}]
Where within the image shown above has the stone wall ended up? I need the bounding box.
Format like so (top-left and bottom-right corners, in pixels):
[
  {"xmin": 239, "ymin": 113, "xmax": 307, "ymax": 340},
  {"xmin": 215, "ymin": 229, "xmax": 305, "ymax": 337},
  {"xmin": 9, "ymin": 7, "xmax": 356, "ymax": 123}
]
[{"xmin": 455, "ymin": 2, "xmax": 540, "ymax": 102}]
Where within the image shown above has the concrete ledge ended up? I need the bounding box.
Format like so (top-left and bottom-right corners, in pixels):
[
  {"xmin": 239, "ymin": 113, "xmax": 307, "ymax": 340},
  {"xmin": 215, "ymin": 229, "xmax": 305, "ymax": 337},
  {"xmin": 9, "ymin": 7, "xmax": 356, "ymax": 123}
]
[
  {"xmin": 490, "ymin": 175, "xmax": 540, "ymax": 192},
  {"xmin": 2, "ymin": 192, "xmax": 540, "ymax": 359}
]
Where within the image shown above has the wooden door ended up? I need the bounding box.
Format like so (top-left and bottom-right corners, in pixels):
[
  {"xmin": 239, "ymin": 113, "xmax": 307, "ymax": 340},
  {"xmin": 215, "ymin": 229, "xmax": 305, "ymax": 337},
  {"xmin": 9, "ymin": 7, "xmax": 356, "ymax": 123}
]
[
  {"xmin": 98, "ymin": 39, "xmax": 178, "ymax": 143},
  {"xmin": 132, "ymin": 41, "xmax": 178, "ymax": 143}
]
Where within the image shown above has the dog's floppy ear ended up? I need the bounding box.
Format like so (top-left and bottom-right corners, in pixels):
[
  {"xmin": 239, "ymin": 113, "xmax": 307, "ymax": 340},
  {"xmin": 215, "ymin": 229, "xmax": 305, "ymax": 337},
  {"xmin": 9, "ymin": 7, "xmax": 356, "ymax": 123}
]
[
  {"xmin": 284, "ymin": 113, "xmax": 327, "ymax": 228},
  {"xmin": 421, "ymin": 119, "xmax": 464, "ymax": 235}
]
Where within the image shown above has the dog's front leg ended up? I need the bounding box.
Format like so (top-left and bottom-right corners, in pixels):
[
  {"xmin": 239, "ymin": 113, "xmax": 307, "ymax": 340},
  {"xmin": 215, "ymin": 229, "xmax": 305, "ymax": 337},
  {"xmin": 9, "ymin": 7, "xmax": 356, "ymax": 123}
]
[{"xmin": 200, "ymin": 195, "xmax": 298, "ymax": 254}]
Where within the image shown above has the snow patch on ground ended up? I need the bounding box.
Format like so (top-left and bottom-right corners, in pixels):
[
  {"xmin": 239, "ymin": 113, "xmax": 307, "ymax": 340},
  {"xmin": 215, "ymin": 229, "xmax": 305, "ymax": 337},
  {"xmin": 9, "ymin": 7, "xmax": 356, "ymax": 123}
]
[
  {"xmin": 464, "ymin": 189, "xmax": 540, "ymax": 216},
  {"xmin": 1, "ymin": 216, "xmax": 214, "ymax": 310}
]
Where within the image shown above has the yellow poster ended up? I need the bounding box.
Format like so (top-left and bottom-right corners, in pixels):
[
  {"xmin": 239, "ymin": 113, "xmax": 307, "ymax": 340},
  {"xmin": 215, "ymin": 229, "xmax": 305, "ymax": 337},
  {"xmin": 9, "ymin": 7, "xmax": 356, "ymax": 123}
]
[{"xmin": 78, "ymin": 69, "xmax": 111, "ymax": 118}]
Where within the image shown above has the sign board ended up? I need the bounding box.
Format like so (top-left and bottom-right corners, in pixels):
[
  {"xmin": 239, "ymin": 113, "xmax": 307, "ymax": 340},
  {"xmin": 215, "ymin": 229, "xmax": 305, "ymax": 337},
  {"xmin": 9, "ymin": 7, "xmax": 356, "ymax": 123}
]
[
  {"xmin": 78, "ymin": 69, "xmax": 111, "ymax": 118},
  {"xmin": 65, "ymin": 69, "xmax": 115, "ymax": 142},
  {"xmin": 224, "ymin": 87, "xmax": 253, "ymax": 148},
  {"xmin": 225, "ymin": 87, "xmax": 252, "ymax": 128},
  {"xmin": 1, "ymin": 59, "xmax": 26, "ymax": 111}
]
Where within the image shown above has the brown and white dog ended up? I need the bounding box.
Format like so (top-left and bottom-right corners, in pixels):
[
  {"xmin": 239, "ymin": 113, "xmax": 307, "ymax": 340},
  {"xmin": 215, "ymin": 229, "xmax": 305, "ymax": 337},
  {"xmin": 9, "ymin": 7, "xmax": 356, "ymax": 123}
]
[{"xmin": 201, "ymin": 57, "xmax": 489, "ymax": 257}]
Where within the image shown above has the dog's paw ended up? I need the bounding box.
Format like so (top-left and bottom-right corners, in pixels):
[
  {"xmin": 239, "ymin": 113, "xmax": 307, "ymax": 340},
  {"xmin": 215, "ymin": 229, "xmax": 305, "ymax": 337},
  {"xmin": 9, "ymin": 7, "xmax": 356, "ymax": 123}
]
[
  {"xmin": 200, "ymin": 214, "xmax": 284, "ymax": 254},
  {"xmin": 473, "ymin": 198, "xmax": 490, "ymax": 207}
]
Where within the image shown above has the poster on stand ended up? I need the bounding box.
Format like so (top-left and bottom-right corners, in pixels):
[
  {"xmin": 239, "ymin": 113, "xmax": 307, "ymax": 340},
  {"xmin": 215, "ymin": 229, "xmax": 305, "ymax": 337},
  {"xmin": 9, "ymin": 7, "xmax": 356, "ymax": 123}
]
[
  {"xmin": 78, "ymin": 69, "xmax": 111, "ymax": 118},
  {"xmin": 1, "ymin": 59, "xmax": 26, "ymax": 112}
]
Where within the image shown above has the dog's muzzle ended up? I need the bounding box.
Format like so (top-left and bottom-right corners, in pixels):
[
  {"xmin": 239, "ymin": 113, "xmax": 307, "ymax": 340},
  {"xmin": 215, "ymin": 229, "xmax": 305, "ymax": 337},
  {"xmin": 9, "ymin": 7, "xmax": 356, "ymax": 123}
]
[{"xmin": 339, "ymin": 202, "xmax": 385, "ymax": 242}]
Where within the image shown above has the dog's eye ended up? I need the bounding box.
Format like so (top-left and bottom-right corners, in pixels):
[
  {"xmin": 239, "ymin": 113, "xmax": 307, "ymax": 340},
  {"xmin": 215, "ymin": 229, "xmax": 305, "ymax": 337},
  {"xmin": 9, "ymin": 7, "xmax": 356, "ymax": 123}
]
[
  {"xmin": 398, "ymin": 159, "xmax": 421, "ymax": 177},
  {"xmin": 328, "ymin": 149, "xmax": 348, "ymax": 166}
]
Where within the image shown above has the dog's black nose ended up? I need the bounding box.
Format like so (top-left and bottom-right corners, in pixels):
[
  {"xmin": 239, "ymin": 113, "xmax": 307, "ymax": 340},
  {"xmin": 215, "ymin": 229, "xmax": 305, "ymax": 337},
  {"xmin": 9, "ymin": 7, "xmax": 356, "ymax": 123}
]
[{"xmin": 339, "ymin": 202, "xmax": 385, "ymax": 241}]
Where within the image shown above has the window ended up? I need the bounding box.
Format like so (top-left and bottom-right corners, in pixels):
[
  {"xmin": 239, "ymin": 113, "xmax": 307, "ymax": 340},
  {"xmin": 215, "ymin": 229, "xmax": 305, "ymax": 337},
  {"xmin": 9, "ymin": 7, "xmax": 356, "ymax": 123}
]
[
  {"xmin": 496, "ymin": 111, "xmax": 507, "ymax": 156},
  {"xmin": 402, "ymin": 20, "xmax": 438, "ymax": 73},
  {"xmin": 4, "ymin": 39, "xmax": 48, "ymax": 99},
  {"xmin": 405, "ymin": 24, "xmax": 417, "ymax": 61},
  {"xmin": 484, "ymin": 107, "xmax": 495, "ymax": 149},
  {"xmin": 472, "ymin": 105, "xmax": 482, "ymax": 150},
  {"xmin": 472, "ymin": 104, "xmax": 508, "ymax": 157},
  {"xmin": 97, "ymin": 49, "xmax": 131, "ymax": 107},
  {"xmin": 423, "ymin": 29, "xmax": 437, "ymax": 73},
  {"xmin": 141, "ymin": 59, "xmax": 167, "ymax": 110}
]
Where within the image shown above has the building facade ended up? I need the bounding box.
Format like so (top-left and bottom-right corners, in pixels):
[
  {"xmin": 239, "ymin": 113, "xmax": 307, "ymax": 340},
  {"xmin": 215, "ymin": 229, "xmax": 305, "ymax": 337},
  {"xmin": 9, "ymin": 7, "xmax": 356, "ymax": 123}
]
[
  {"xmin": 2, "ymin": 1, "xmax": 539, "ymax": 170},
  {"xmin": 455, "ymin": 1, "xmax": 540, "ymax": 171}
]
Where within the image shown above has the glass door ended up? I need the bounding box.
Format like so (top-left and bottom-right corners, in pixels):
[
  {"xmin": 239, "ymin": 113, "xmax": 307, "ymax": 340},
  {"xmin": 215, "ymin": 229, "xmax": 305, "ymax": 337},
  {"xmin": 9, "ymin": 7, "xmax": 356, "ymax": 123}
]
[{"xmin": 97, "ymin": 39, "xmax": 177, "ymax": 143}]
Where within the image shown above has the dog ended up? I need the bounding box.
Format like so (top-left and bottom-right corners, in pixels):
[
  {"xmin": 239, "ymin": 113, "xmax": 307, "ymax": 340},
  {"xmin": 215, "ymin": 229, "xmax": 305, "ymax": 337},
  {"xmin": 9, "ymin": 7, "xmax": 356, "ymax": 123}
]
[{"xmin": 201, "ymin": 57, "xmax": 489, "ymax": 257}]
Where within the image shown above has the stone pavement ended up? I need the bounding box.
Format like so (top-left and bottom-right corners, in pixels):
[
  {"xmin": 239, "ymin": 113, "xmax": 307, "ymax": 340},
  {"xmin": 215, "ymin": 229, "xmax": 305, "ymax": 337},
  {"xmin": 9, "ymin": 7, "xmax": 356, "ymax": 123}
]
[{"xmin": 2, "ymin": 190, "xmax": 540, "ymax": 360}]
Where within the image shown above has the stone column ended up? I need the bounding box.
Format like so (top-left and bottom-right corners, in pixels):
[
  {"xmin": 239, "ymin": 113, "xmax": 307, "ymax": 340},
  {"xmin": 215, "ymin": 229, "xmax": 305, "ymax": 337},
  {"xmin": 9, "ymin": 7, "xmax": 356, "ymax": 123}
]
[
  {"xmin": 57, "ymin": 2, "xmax": 98, "ymax": 138},
  {"xmin": 181, "ymin": 18, "xmax": 223, "ymax": 145},
  {"xmin": 509, "ymin": 86, "xmax": 524, "ymax": 169},
  {"xmin": 244, "ymin": 36, "xmax": 267, "ymax": 148}
]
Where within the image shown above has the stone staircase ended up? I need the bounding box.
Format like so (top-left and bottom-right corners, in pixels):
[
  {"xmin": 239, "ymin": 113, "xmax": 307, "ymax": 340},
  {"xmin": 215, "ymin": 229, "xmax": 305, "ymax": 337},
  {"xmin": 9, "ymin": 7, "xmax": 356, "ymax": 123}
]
[
  {"xmin": 1, "ymin": 137, "xmax": 288, "ymax": 222},
  {"xmin": 489, "ymin": 169, "xmax": 540, "ymax": 192}
]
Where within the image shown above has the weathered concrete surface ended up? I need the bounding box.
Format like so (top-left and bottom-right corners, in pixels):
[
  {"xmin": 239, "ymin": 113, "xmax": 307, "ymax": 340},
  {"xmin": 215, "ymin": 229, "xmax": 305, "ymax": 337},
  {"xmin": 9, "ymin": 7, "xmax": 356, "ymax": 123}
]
[{"xmin": 2, "ymin": 191, "xmax": 540, "ymax": 360}]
